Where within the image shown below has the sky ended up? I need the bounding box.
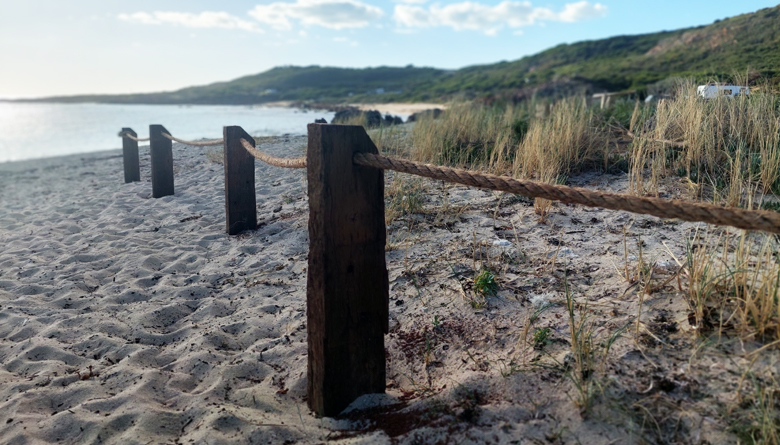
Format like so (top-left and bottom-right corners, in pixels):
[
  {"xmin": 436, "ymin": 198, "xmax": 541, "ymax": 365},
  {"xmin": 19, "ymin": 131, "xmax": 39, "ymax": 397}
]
[{"xmin": 0, "ymin": 1, "xmax": 777, "ymax": 99}]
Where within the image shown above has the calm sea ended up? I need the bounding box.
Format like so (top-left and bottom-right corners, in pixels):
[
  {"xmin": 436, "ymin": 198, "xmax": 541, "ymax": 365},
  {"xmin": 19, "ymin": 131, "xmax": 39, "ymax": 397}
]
[{"xmin": 0, "ymin": 102, "xmax": 335, "ymax": 163}]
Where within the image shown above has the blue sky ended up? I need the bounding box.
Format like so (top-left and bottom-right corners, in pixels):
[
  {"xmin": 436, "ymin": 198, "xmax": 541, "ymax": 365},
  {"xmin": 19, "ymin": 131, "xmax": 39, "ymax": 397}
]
[{"xmin": 0, "ymin": 1, "xmax": 776, "ymax": 98}]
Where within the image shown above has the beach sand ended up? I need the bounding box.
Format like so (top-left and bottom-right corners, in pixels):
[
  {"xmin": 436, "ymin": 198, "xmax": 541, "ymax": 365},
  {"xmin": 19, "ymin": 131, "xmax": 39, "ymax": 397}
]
[
  {"xmin": 351, "ymin": 103, "xmax": 446, "ymax": 117},
  {"xmin": 0, "ymin": 134, "xmax": 774, "ymax": 443}
]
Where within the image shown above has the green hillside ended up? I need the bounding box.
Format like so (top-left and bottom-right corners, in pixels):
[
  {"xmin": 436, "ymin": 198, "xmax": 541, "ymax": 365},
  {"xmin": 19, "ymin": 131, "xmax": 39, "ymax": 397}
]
[
  {"xmin": 22, "ymin": 4, "xmax": 780, "ymax": 105},
  {"xmin": 418, "ymin": 4, "xmax": 780, "ymax": 100},
  {"xmin": 27, "ymin": 66, "xmax": 449, "ymax": 105}
]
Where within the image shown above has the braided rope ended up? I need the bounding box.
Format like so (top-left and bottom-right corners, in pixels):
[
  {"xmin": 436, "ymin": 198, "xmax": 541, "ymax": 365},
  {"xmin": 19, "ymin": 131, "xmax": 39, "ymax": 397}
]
[
  {"xmin": 239, "ymin": 138, "xmax": 307, "ymax": 169},
  {"xmin": 162, "ymin": 133, "xmax": 224, "ymax": 147},
  {"xmin": 118, "ymin": 132, "xmax": 150, "ymax": 142},
  {"xmin": 354, "ymin": 152, "xmax": 780, "ymax": 234}
]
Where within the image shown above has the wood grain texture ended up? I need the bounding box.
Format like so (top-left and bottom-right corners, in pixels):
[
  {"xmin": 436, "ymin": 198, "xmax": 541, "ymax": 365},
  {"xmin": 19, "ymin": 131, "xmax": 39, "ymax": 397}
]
[
  {"xmin": 223, "ymin": 127, "xmax": 257, "ymax": 235},
  {"xmin": 306, "ymin": 123, "xmax": 389, "ymax": 417},
  {"xmin": 121, "ymin": 127, "xmax": 140, "ymax": 183},
  {"xmin": 149, "ymin": 125, "xmax": 174, "ymax": 198}
]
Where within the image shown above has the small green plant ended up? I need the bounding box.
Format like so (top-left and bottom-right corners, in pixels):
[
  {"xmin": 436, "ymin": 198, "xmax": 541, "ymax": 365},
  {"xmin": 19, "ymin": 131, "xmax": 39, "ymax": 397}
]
[
  {"xmin": 563, "ymin": 276, "xmax": 599, "ymax": 415},
  {"xmin": 474, "ymin": 268, "xmax": 498, "ymax": 296},
  {"xmin": 532, "ymin": 327, "xmax": 552, "ymax": 350},
  {"xmin": 433, "ymin": 315, "xmax": 441, "ymax": 328}
]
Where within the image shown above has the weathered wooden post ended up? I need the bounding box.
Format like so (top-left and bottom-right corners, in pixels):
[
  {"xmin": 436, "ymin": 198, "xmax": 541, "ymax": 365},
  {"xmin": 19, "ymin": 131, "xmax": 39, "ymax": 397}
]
[
  {"xmin": 149, "ymin": 124, "xmax": 174, "ymax": 198},
  {"xmin": 121, "ymin": 127, "xmax": 140, "ymax": 183},
  {"xmin": 223, "ymin": 126, "xmax": 257, "ymax": 235},
  {"xmin": 306, "ymin": 123, "xmax": 389, "ymax": 417}
]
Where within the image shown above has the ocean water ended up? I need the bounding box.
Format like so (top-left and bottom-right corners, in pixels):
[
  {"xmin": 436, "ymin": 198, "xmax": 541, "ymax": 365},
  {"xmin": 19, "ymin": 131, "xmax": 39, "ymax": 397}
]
[{"xmin": 0, "ymin": 102, "xmax": 335, "ymax": 163}]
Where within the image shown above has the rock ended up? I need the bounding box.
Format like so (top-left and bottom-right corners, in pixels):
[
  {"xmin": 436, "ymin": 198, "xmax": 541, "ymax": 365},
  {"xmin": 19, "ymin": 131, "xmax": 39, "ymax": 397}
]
[
  {"xmin": 313, "ymin": 118, "xmax": 327, "ymax": 124},
  {"xmin": 331, "ymin": 108, "xmax": 362, "ymax": 124},
  {"xmin": 406, "ymin": 108, "xmax": 443, "ymax": 123},
  {"xmin": 331, "ymin": 108, "xmax": 402, "ymax": 128},
  {"xmin": 384, "ymin": 114, "xmax": 403, "ymax": 126}
]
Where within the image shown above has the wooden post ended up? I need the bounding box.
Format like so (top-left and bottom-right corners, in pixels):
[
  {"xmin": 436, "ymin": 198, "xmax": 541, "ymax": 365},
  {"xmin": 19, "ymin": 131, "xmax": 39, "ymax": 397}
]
[
  {"xmin": 306, "ymin": 123, "xmax": 388, "ymax": 417},
  {"xmin": 121, "ymin": 127, "xmax": 140, "ymax": 183},
  {"xmin": 149, "ymin": 124, "xmax": 174, "ymax": 198},
  {"xmin": 223, "ymin": 126, "xmax": 257, "ymax": 235}
]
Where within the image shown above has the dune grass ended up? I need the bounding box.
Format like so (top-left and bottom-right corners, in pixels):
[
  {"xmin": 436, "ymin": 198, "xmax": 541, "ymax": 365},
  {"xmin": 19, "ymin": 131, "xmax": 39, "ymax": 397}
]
[
  {"xmin": 629, "ymin": 81, "xmax": 780, "ymax": 207},
  {"xmin": 351, "ymin": 87, "xmax": 780, "ymax": 439},
  {"xmin": 392, "ymin": 84, "xmax": 780, "ymax": 346}
]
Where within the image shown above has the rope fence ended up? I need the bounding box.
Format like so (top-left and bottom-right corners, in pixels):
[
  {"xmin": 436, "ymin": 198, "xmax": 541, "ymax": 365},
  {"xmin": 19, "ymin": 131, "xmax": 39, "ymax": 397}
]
[
  {"xmin": 118, "ymin": 122, "xmax": 780, "ymax": 417},
  {"xmin": 239, "ymin": 138, "xmax": 307, "ymax": 168},
  {"xmin": 354, "ymin": 153, "xmax": 780, "ymax": 234},
  {"xmin": 162, "ymin": 132, "xmax": 224, "ymax": 147},
  {"xmin": 117, "ymin": 131, "xmax": 149, "ymax": 142}
]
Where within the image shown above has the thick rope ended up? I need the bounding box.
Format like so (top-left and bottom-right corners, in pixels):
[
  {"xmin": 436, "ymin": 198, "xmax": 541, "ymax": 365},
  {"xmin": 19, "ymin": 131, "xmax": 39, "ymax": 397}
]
[
  {"xmin": 162, "ymin": 133, "xmax": 223, "ymax": 147},
  {"xmin": 354, "ymin": 152, "xmax": 780, "ymax": 234},
  {"xmin": 239, "ymin": 138, "xmax": 307, "ymax": 169},
  {"xmin": 118, "ymin": 132, "xmax": 150, "ymax": 142}
]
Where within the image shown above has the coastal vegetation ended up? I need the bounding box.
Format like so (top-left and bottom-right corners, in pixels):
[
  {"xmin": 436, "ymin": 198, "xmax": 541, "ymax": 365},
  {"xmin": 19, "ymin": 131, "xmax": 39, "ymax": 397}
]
[{"xmin": 363, "ymin": 82, "xmax": 780, "ymax": 442}]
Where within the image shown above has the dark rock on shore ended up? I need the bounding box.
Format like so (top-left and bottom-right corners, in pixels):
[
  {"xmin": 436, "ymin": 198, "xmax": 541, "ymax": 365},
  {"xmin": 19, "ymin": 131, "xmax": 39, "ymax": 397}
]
[
  {"xmin": 331, "ymin": 108, "xmax": 403, "ymax": 128},
  {"xmin": 406, "ymin": 108, "xmax": 443, "ymax": 123}
]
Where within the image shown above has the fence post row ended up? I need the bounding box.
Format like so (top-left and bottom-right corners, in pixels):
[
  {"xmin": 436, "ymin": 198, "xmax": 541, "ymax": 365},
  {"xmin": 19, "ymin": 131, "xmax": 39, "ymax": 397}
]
[
  {"xmin": 223, "ymin": 126, "xmax": 258, "ymax": 235},
  {"xmin": 149, "ymin": 124, "xmax": 174, "ymax": 198},
  {"xmin": 121, "ymin": 127, "xmax": 140, "ymax": 183},
  {"xmin": 306, "ymin": 123, "xmax": 389, "ymax": 417}
]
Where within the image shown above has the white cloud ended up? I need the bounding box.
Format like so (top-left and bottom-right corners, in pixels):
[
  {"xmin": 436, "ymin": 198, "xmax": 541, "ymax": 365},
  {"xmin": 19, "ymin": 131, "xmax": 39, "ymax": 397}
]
[
  {"xmin": 249, "ymin": 0, "xmax": 384, "ymax": 30},
  {"xmin": 118, "ymin": 11, "xmax": 263, "ymax": 32},
  {"xmin": 557, "ymin": 1, "xmax": 607, "ymax": 22},
  {"xmin": 393, "ymin": 1, "xmax": 606, "ymax": 35}
]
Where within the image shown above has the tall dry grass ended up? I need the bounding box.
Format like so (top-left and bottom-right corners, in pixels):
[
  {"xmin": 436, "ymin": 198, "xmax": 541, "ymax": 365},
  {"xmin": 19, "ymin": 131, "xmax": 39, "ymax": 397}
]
[
  {"xmin": 630, "ymin": 81, "xmax": 780, "ymax": 207},
  {"xmin": 410, "ymin": 99, "xmax": 605, "ymax": 217},
  {"xmin": 410, "ymin": 102, "xmax": 528, "ymax": 168},
  {"xmin": 686, "ymin": 229, "xmax": 780, "ymax": 343},
  {"xmin": 511, "ymin": 98, "xmax": 605, "ymax": 216}
]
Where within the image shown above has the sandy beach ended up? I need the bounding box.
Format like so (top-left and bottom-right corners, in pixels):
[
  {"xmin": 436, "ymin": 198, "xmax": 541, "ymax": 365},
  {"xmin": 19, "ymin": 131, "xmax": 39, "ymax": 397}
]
[
  {"xmin": 351, "ymin": 103, "xmax": 447, "ymax": 117},
  {"xmin": 0, "ymin": 133, "xmax": 776, "ymax": 443}
]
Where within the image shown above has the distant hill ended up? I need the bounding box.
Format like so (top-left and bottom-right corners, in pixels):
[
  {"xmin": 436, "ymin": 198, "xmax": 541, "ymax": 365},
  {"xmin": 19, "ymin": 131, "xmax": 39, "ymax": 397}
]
[{"xmin": 21, "ymin": 4, "xmax": 780, "ymax": 105}]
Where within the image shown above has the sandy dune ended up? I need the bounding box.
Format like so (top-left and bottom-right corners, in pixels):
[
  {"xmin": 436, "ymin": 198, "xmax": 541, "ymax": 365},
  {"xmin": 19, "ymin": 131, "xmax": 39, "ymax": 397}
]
[{"xmin": 0, "ymin": 134, "xmax": 775, "ymax": 444}]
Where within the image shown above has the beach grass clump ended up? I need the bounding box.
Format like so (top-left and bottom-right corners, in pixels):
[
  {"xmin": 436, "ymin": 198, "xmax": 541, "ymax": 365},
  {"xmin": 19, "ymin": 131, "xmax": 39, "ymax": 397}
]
[
  {"xmin": 512, "ymin": 97, "xmax": 605, "ymax": 179},
  {"xmin": 629, "ymin": 81, "xmax": 780, "ymax": 205},
  {"xmin": 366, "ymin": 123, "xmax": 413, "ymax": 157},
  {"xmin": 385, "ymin": 174, "xmax": 425, "ymax": 224},
  {"xmin": 508, "ymin": 98, "xmax": 605, "ymax": 216},
  {"xmin": 685, "ymin": 229, "xmax": 780, "ymax": 344},
  {"xmin": 410, "ymin": 102, "xmax": 528, "ymax": 169}
]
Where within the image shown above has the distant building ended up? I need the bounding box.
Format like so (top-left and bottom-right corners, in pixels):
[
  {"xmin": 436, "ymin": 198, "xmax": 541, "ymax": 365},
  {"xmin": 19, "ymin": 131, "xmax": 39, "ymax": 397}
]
[{"xmin": 697, "ymin": 84, "xmax": 748, "ymax": 99}]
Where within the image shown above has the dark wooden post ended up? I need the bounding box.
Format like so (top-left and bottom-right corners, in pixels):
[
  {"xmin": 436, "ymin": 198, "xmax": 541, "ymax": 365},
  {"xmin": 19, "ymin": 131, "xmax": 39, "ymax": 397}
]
[
  {"xmin": 306, "ymin": 123, "xmax": 388, "ymax": 417},
  {"xmin": 121, "ymin": 127, "xmax": 140, "ymax": 183},
  {"xmin": 149, "ymin": 124, "xmax": 174, "ymax": 198},
  {"xmin": 223, "ymin": 126, "xmax": 257, "ymax": 235}
]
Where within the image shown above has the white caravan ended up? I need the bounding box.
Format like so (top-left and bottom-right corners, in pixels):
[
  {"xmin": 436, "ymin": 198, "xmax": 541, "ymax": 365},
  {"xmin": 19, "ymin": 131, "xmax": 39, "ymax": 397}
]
[{"xmin": 697, "ymin": 84, "xmax": 749, "ymax": 99}]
